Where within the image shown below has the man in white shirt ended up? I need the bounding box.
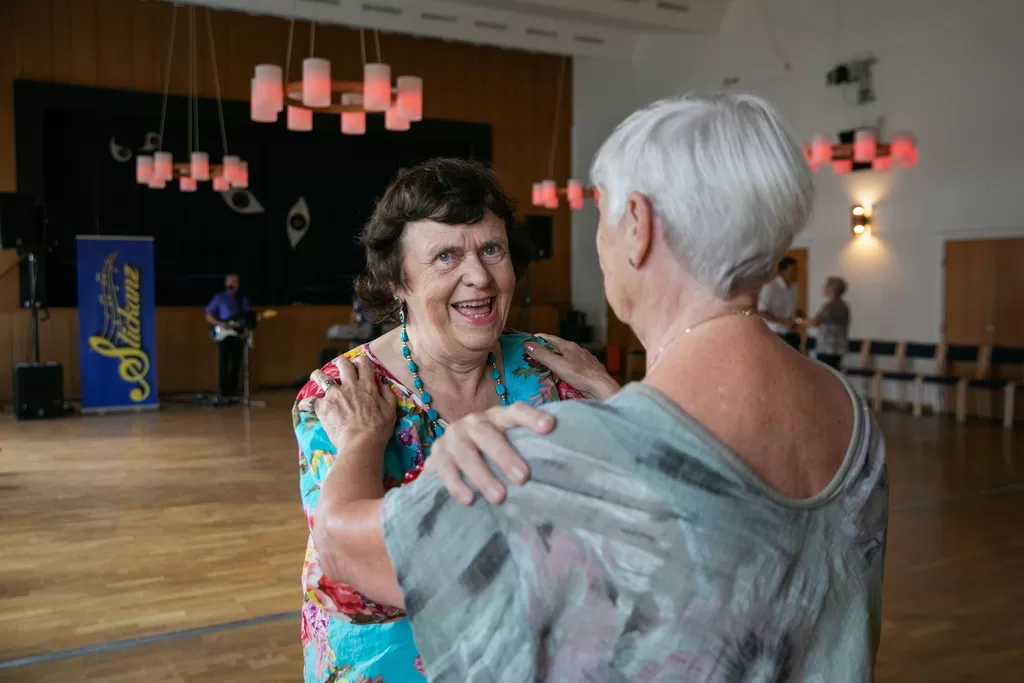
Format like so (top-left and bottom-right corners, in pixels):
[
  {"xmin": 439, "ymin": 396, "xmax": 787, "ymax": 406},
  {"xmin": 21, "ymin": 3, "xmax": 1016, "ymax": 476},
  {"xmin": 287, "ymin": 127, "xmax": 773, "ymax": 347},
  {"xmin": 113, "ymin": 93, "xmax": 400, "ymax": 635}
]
[{"xmin": 758, "ymin": 257, "xmax": 801, "ymax": 349}]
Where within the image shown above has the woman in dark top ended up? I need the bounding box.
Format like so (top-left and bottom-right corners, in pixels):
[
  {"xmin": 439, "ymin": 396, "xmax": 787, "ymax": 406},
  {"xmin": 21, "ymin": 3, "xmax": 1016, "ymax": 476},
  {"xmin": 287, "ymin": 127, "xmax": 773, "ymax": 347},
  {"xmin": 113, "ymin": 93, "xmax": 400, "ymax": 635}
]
[{"xmin": 806, "ymin": 276, "xmax": 850, "ymax": 369}]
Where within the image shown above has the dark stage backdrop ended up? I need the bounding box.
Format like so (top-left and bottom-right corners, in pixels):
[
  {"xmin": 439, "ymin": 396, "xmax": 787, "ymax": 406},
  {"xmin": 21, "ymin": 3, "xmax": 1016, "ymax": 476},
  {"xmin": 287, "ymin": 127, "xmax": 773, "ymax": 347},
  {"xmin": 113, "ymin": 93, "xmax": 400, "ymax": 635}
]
[{"xmin": 16, "ymin": 81, "xmax": 492, "ymax": 307}]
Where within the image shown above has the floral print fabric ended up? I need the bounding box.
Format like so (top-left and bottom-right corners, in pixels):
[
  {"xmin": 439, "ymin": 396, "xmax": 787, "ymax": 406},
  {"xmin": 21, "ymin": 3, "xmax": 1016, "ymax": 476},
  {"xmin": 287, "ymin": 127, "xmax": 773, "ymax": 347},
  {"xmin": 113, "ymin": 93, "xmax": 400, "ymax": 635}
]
[{"xmin": 293, "ymin": 333, "xmax": 584, "ymax": 682}]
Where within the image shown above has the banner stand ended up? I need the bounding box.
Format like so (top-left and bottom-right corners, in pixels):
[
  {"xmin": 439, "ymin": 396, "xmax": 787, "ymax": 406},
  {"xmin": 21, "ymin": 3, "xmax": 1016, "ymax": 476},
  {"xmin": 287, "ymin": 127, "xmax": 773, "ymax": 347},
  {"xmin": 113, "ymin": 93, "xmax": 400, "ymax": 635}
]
[{"xmin": 76, "ymin": 236, "xmax": 159, "ymax": 413}]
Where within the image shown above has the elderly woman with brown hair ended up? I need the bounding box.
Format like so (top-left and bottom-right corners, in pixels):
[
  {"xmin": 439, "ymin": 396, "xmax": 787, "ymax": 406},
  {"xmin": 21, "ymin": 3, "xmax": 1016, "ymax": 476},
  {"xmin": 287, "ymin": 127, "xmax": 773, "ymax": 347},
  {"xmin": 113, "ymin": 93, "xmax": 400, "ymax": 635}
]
[
  {"xmin": 309, "ymin": 94, "xmax": 888, "ymax": 683},
  {"xmin": 292, "ymin": 158, "xmax": 618, "ymax": 682}
]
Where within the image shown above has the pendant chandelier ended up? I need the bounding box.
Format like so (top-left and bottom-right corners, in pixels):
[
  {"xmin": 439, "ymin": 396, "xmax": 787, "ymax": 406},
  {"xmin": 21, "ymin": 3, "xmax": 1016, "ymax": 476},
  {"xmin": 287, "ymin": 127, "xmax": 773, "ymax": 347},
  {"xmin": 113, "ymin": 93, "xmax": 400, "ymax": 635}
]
[
  {"xmin": 530, "ymin": 57, "xmax": 595, "ymax": 211},
  {"xmin": 804, "ymin": 129, "xmax": 918, "ymax": 175},
  {"xmin": 135, "ymin": 5, "xmax": 247, "ymax": 192},
  {"xmin": 249, "ymin": 22, "xmax": 423, "ymax": 134}
]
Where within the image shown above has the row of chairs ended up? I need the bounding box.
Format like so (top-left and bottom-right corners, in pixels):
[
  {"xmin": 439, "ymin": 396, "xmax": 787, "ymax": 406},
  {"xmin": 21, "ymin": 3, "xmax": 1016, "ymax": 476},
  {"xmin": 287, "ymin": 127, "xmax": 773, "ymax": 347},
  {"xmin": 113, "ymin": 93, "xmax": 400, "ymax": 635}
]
[{"xmin": 805, "ymin": 338, "xmax": 1024, "ymax": 428}]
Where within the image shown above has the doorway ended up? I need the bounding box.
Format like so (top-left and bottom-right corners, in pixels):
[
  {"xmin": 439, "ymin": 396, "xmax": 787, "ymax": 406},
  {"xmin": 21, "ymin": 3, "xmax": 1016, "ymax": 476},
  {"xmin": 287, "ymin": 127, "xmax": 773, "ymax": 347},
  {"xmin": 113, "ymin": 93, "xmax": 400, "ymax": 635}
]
[{"xmin": 944, "ymin": 238, "xmax": 1024, "ymax": 346}]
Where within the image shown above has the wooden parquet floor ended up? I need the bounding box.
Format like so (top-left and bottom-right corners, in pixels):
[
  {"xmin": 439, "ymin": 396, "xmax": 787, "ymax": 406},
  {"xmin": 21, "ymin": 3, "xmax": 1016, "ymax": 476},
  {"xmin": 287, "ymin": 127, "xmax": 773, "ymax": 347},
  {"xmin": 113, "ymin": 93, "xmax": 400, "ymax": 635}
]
[{"xmin": 1, "ymin": 394, "xmax": 1022, "ymax": 681}]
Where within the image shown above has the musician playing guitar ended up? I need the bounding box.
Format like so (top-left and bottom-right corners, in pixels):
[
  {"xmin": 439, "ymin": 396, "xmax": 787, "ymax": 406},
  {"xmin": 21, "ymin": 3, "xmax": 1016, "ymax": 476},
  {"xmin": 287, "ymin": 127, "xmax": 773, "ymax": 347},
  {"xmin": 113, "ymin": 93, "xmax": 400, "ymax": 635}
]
[{"xmin": 205, "ymin": 273, "xmax": 252, "ymax": 398}]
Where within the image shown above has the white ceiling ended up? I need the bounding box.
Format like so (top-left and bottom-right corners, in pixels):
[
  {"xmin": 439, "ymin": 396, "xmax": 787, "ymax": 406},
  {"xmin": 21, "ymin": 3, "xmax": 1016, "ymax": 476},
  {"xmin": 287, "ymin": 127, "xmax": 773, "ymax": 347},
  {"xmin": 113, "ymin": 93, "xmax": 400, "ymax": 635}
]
[{"xmin": 189, "ymin": 0, "xmax": 731, "ymax": 59}]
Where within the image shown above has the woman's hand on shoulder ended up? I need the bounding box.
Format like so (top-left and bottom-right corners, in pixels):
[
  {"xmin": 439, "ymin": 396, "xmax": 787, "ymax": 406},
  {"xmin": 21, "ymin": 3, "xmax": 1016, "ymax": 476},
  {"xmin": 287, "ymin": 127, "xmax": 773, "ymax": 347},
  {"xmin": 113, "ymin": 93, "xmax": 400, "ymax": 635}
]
[
  {"xmin": 424, "ymin": 403, "xmax": 555, "ymax": 506},
  {"xmin": 525, "ymin": 334, "xmax": 620, "ymax": 401},
  {"xmin": 309, "ymin": 355, "xmax": 397, "ymax": 453}
]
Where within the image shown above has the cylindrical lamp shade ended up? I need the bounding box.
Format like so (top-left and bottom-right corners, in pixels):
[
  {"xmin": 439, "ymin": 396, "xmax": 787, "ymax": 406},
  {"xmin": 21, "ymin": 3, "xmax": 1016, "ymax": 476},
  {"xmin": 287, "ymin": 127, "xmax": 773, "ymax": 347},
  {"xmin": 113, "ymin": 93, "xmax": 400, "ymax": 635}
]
[
  {"xmin": 341, "ymin": 93, "xmax": 366, "ymax": 135},
  {"xmin": 853, "ymin": 130, "xmax": 877, "ymax": 162},
  {"xmin": 222, "ymin": 155, "xmax": 241, "ymax": 184},
  {"xmin": 179, "ymin": 176, "xmax": 198, "ymax": 192},
  {"xmin": 251, "ymin": 78, "xmax": 278, "ymax": 123},
  {"xmin": 832, "ymin": 159, "xmax": 853, "ymax": 175},
  {"xmin": 191, "ymin": 152, "xmax": 210, "ymax": 181},
  {"xmin": 212, "ymin": 175, "xmax": 230, "ymax": 192},
  {"xmin": 811, "ymin": 135, "xmax": 833, "ymax": 165},
  {"xmin": 396, "ymin": 76, "xmax": 423, "ymax": 122},
  {"xmin": 545, "ymin": 194, "xmax": 559, "ymax": 210},
  {"xmin": 385, "ymin": 106, "xmax": 410, "ymax": 132},
  {"xmin": 233, "ymin": 162, "xmax": 249, "ymax": 189},
  {"xmin": 287, "ymin": 106, "xmax": 313, "ymax": 132},
  {"xmin": 872, "ymin": 156, "xmax": 892, "ymax": 172},
  {"xmin": 592, "ymin": 188, "xmax": 601, "ymax": 202},
  {"xmin": 136, "ymin": 155, "xmax": 154, "ymax": 184},
  {"xmin": 153, "ymin": 152, "xmax": 173, "ymax": 181},
  {"xmin": 567, "ymin": 179, "xmax": 584, "ymax": 204},
  {"xmin": 891, "ymin": 135, "xmax": 917, "ymax": 167},
  {"xmin": 254, "ymin": 64, "xmax": 284, "ymax": 113},
  {"xmin": 363, "ymin": 63, "xmax": 392, "ymax": 113},
  {"xmin": 531, "ymin": 183, "xmax": 543, "ymax": 206},
  {"xmin": 148, "ymin": 176, "xmax": 166, "ymax": 189},
  {"xmin": 541, "ymin": 180, "xmax": 557, "ymax": 204},
  {"xmin": 302, "ymin": 58, "xmax": 332, "ymax": 108}
]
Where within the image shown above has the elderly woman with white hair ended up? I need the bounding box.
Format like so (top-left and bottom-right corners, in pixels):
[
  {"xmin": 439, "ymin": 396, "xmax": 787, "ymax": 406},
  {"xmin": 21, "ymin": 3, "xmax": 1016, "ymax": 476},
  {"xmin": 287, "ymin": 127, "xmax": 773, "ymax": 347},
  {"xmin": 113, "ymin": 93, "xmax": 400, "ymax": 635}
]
[{"xmin": 310, "ymin": 93, "xmax": 888, "ymax": 682}]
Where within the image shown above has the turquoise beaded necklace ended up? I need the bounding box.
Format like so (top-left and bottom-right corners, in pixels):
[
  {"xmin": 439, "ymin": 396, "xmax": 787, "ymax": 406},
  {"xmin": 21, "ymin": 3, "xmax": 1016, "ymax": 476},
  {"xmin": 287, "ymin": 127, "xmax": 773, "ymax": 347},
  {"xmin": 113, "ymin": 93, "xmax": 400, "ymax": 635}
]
[{"xmin": 397, "ymin": 299, "xmax": 508, "ymax": 438}]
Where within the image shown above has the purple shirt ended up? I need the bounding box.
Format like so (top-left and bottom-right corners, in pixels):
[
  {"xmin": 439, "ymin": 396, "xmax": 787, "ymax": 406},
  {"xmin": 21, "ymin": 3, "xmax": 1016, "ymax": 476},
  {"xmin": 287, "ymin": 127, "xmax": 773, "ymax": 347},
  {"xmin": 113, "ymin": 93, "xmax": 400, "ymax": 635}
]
[{"xmin": 206, "ymin": 290, "xmax": 250, "ymax": 322}]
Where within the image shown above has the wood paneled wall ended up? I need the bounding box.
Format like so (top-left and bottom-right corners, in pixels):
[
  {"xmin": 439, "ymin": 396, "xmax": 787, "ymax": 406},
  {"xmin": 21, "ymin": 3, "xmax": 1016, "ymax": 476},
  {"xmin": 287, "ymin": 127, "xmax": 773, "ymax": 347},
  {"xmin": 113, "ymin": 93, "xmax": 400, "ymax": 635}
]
[{"xmin": 0, "ymin": 0, "xmax": 572, "ymax": 399}]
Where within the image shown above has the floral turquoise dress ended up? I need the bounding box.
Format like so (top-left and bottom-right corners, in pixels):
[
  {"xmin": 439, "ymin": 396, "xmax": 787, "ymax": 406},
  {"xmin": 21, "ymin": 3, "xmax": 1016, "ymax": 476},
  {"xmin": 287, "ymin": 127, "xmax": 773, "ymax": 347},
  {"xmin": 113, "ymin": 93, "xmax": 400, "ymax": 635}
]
[{"xmin": 292, "ymin": 332, "xmax": 583, "ymax": 683}]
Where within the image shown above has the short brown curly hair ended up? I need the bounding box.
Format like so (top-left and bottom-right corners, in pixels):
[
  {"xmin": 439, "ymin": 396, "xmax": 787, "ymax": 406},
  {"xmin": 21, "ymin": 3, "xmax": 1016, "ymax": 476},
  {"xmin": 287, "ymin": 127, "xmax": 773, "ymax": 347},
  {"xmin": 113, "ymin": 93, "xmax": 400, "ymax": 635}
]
[{"xmin": 354, "ymin": 158, "xmax": 534, "ymax": 322}]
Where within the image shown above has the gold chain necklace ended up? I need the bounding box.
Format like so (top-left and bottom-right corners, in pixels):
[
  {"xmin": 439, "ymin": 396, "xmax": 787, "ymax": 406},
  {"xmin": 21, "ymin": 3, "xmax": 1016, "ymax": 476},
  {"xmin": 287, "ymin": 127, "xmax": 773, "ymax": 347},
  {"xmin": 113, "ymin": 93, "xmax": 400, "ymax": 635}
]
[{"xmin": 647, "ymin": 308, "xmax": 757, "ymax": 371}]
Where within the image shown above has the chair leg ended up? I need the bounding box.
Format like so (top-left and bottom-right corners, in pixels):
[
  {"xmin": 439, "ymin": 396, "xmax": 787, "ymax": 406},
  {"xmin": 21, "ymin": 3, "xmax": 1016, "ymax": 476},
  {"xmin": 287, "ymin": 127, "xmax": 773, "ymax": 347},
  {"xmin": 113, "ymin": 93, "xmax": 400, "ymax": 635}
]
[
  {"xmin": 872, "ymin": 373, "xmax": 884, "ymax": 412},
  {"xmin": 1004, "ymin": 383, "xmax": 1016, "ymax": 429},
  {"xmin": 913, "ymin": 377, "xmax": 924, "ymax": 418},
  {"xmin": 956, "ymin": 379, "xmax": 968, "ymax": 423}
]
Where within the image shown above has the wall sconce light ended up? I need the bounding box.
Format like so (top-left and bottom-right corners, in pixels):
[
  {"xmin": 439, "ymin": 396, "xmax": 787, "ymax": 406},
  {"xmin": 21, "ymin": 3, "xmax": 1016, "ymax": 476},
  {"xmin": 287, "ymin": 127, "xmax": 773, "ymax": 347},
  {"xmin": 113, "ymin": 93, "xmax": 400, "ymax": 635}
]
[{"xmin": 851, "ymin": 204, "xmax": 871, "ymax": 236}]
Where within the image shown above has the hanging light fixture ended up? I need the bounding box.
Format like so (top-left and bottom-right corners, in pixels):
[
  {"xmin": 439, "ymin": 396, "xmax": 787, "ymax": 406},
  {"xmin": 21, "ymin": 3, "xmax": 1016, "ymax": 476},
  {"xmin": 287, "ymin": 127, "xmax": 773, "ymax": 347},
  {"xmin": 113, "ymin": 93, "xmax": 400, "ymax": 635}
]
[
  {"xmin": 802, "ymin": 129, "xmax": 917, "ymax": 174},
  {"xmin": 250, "ymin": 24, "xmax": 423, "ymax": 135},
  {"xmin": 137, "ymin": 6, "xmax": 249, "ymax": 192}
]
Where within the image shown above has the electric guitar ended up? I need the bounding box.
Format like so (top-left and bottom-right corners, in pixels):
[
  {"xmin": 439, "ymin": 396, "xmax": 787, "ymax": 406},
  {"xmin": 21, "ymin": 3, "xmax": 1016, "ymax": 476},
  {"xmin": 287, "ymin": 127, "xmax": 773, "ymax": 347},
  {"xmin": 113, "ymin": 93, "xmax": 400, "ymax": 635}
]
[{"xmin": 209, "ymin": 309, "xmax": 278, "ymax": 343}]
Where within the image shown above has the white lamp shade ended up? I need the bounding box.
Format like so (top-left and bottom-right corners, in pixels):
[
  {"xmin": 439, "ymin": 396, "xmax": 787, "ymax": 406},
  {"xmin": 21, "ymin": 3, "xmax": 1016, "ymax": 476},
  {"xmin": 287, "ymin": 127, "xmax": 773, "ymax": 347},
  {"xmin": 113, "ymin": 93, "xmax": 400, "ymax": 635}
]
[
  {"xmin": 212, "ymin": 175, "xmax": 230, "ymax": 192},
  {"xmin": 153, "ymin": 151, "xmax": 173, "ymax": 181},
  {"xmin": 136, "ymin": 155, "xmax": 154, "ymax": 184},
  {"xmin": 190, "ymin": 152, "xmax": 210, "ymax": 181},
  {"xmin": 396, "ymin": 76, "xmax": 423, "ymax": 122},
  {"xmin": 302, "ymin": 58, "xmax": 332, "ymax": 108},
  {"xmin": 853, "ymin": 130, "xmax": 877, "ymax": 163},
  {"xmin": 341, "ymin": 93, "xmax": 366, "ymax": 135},
  {"xmin": 811, "ymin": 135, "xmax": 832, "ymax": 165},
  {"xmin": 254, "ymin": 64, "xmax": 284, "ymax": 113},
  {"xmin": 287, "ymin": 106, "xmax": 313, "ymax": 132},
  {"xmin": 363, "ymin": 63, "xmax": 392, "ymax": 113},
  {"xmin": 179, "ymin": 176, "xmax": 198, "ymax": 192},
  {"xmin": 384, "ymin": 106, "xmax": 410, "ymax": 132},
  {"xmin": 251, "ymin": 78, "xmax": 278, "ymax": 123},
  {"xmin": 222, "ymin": 155, "xmax": 241, "ymax": 183}
]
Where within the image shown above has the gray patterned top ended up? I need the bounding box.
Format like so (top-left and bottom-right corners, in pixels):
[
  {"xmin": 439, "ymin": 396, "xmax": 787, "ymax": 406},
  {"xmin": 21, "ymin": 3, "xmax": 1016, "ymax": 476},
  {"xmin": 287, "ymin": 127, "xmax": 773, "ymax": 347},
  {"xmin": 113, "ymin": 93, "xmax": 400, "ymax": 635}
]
[{"xmin": 382, "ymin": 379, "xmax": 888, "ymax": 683}]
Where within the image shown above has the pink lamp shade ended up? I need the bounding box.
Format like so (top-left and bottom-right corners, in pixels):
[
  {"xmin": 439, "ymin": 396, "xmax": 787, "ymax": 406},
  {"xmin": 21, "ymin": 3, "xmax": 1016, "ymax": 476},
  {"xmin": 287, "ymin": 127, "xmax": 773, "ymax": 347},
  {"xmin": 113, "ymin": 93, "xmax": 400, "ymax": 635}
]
[
  {"xmin": 890, "ymin": 135, "xmax": 914, "ymax": 165},
  {"xmin": 592, "ymin": 188, "xmax": 601, "ymax": 202},
  {"xmin": 396, "ymin": 76, "xmax": 423, "ymax": 122},
  {"xmin": 222, "ymin": 155, "xmax": 241, "ymax": 184},
  {"xmin": 179, "ymin": 176, "xmax": 198, "ymax": 192},
  {"xmin": 853, "ymin": 130, "xmax": 877, "ymax": 162},
  {"xmin": 531, "ymin": 183, "xmax": 543, "ymax": 207},
  {"xmin": 136, "ymin": 155, "xmax": 154, "ymax": 184},
  {"xmin": 190, "ymin": 152, "xmax": 210, "ymax": 181},
  {"xmin": 254, "ymin": 64, "xmax": 284, "ymax": 113},
  {"xmin": 832, "ymin": 159, "xmax": 853, "ymax": 175},
  {"xmin": 233, "ymin": 162, "xmax": 249, "ymax": 189},
  {"xmin": 363, "ymin": 63, "xmax": 392, "ymax": 113},
  {"xmin": 567, "ymin": 179, "xmax": 584, "ymax": 209},
  {"xmin": 541, "ymin": 180, "xmax": 557, "ymax": 205},
  {"xmin": 153, "ymin": 152, "xmax": 173, "ymax": 181},
  {"xmin": 872, "ymin": 156, "xmax": 892, "ymax": 172},
  {"xmin": 212, "ymin": 175, "xmax": 230, "ymax": 192},
  {"xmin": 251, "ymin": 78, "xmax": 278, "ymax": 123},
  {"xmin": 287, "ymin": 106, "xmax": 313, "ymax": 132},
  {"xmin": 545, "ymin": 194, "xmax": 559, "ymax": 210},
  {"xmin": 341, "ymin": 93, "xmax": 366, "ymax": 135},
  {"xmin": 384, "ymin": 106, "xmax": 410, "ymax": 132},
  {"xmin": 302, "ymin": 58, "xmax": 332, "ymax": 108},
  {"xmin": 147, "ymin": 176, "xmax": 166, "ymax": 189},
  {"xmin": 811, "ymin": 135, "xmax": 833, "ymax": 166}
]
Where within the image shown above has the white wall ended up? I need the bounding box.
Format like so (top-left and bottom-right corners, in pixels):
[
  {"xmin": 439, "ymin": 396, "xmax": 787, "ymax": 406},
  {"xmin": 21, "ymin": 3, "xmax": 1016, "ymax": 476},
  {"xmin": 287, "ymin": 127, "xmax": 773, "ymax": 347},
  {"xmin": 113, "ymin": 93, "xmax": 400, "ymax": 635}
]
[{"xmin": 572, "ymin": 0, "xmax": 1024, "ymax": 343}]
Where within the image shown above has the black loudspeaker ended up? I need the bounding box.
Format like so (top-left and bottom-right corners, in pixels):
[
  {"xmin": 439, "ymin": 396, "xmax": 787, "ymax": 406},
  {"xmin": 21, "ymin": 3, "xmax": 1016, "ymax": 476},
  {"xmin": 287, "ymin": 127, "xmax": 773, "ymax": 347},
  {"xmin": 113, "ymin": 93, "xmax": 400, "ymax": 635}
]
[
  {"xmin": 12, "ymin": 362, "xmax": 65, "ymax": 420},
  {"xmin": 523, "ymin": 215, "xmax": 553, "ymax": 261},
  {"xmin": 0, "ymin": 193, "xmax": 38, "ymax": 251}
]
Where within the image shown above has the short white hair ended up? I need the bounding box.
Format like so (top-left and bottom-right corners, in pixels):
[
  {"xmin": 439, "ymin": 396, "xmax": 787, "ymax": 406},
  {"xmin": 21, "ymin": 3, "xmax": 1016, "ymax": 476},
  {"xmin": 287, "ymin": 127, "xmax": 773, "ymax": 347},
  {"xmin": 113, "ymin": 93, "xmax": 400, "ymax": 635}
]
[{"xmin": 591, "ymin": 92, "xmax": 814, "ymax": 298}]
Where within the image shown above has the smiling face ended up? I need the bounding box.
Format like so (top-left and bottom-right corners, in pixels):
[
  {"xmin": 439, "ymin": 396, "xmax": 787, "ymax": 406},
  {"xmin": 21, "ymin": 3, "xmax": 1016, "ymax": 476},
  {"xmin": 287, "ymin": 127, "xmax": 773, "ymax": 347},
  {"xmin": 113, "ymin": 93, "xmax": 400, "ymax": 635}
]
[{"xmin": 396, "ymin": 211, "xmax": 515, "ymax": 357}]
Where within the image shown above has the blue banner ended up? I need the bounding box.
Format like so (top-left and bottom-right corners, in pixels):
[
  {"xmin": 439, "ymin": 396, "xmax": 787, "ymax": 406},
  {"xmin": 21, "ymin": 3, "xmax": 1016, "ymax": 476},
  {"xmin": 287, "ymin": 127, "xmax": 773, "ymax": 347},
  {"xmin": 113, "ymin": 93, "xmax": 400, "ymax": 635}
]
[{"xmin": 76, "ymin": 236, "xmax": 159, "ymax": 412}]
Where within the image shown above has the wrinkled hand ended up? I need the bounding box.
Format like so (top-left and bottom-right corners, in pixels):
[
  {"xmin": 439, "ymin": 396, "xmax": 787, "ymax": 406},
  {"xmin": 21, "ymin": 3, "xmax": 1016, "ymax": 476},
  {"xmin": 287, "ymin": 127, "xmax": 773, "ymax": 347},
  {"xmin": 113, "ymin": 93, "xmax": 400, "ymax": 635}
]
[
  {"xmin": 424, "ymin": 403, "xmax": 555, "ymax": 506},
  {"xmin": 307, "ymin": 355, "xmax": 397, "ymax": 452},
  {"xmin": 525, "ymin": 334, "xmax": 620, "ymax": 400}
]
